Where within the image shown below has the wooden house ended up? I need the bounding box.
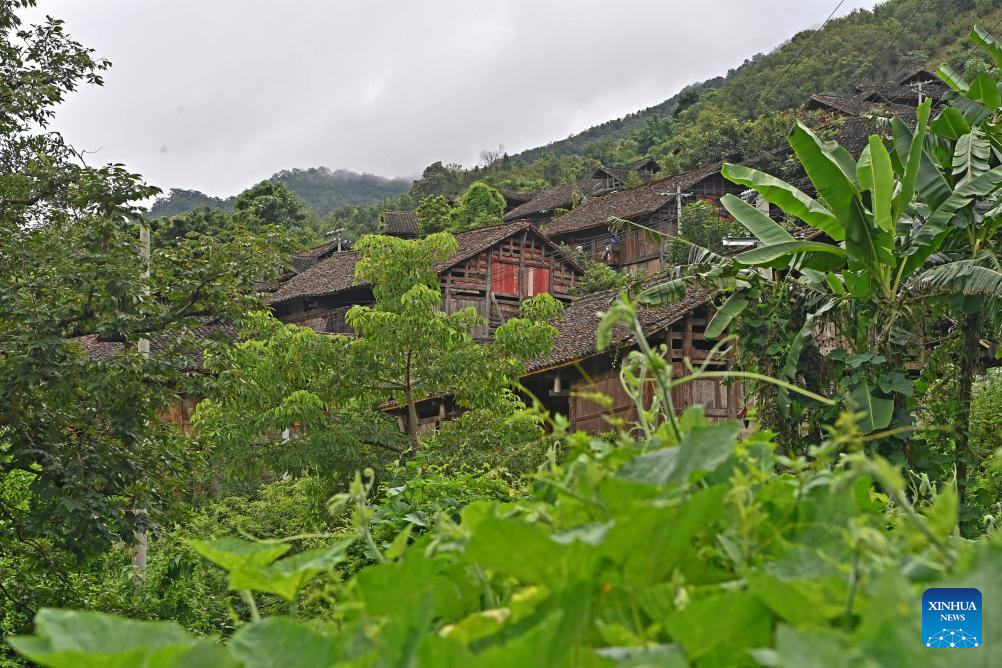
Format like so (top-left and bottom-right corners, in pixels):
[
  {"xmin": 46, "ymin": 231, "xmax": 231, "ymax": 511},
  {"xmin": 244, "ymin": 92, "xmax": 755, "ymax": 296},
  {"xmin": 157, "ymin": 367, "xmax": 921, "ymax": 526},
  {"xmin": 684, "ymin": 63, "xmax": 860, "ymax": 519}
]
[
  {"xmin": 520, "ymin": 281, "xmax": 739, "ymax": 432},
  {"xmin": 267, "ymin": 221, "xmax": 584, "ymax": 336},
  {"xmin": 74, "ymin": 322, "xmax": 235, "ymax": 434},
  {"xmin": 502, "ymin": 158, "xmax": 663, "ymax": 225},
  {"xmin": 540, "ymin": 161, "xmax": 744, "ymax": 275},
  {"xmin": 852, "ymin": 69, "xmax": 950, "ymax": 107},
  {"xmin": 802, "ymin": 93, "xmax": 916, "ymax": 158},
  {"xmin": 590, "ymin": 157, "xmax": 661, "ymax": 189},
  {"xmin": 400, "ymin": 279, "xmax": 740, "ymax": 435},
  {"xmin": 503, "ymin": 179, "xmax": 606, "ymax": 225}
]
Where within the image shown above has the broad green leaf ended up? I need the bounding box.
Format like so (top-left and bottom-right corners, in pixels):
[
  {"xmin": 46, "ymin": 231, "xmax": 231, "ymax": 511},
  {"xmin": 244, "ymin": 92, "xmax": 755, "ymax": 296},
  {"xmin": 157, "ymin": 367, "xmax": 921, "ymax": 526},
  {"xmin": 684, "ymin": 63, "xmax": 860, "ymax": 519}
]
[
  {"xmin": 970, "ymin": 24, "xmax": 1002, "ymax": 70},
  {"xmin": 904, "ymin": 122, "xmax": 952, "ymax": 210},
  {"xmin": 719, "ymin": 193, "xmax": 795, "ymax": 245},
  {"xmin": 912, "ymin": 261, "xmax": 1002, "ymax": 299},
  {"xmin": 966, "ymin": 72, "xmax": 1002, "ymax": 109},
  {"xmin": 940, "ymin": 541, "xmax": 1002, "ymax": 668},
  {"xmin": 608, "ymin": 485, "xmax": 727, "ymax": 585},
  {"xmin": 617, "ymin": 422, "xmax": 740, "ymax": 485},
  {"xmin": 722, "ymin": 163, "xmax": 842, "ymax": 241},
  {"xmin": 356, "ymin": 558, "xmax": 478, "ymax": 620},
  {"xmin": 929, "ymin": 106, "xmax": 971, "ymax": 141},
  {"xmin": 664, "ymin": 591, "xmax": 772, "ymax": 665},
  {"xmin": 746, "ymin": 573, "xmax": 844, "ymax": 625},
  {"xmin": 825, "ymin": 272, "xmax": 845, "ymax": 295},
  {"xmin": 952, "ymin": 128, "xmax": 991, "ymax": 186},
  {"xmin": 788, "ymin": 122, "xmax": 891, "ymax": 272},
  {"xmin": 857, "ymin": 136, "xmax": 895, "ymax": 234},
  {"xmin": 937, "ymin": 63, "xmax": 969, "ymax": 93},
  {"xmin": 417, "ymin": 636, "xmax": 476, "ymax": 667},
  {"xmin": 465, "ymin": 517, "xmax": 593, "ymax": 586},
  {"xmin": 903, "ymin": 165, "xmax": 1002, "ymax": 278},
  {"xmin": 893, "ymin": 100, "xmax": 931, "ymax": 223},
  {"xmin": 7, "ymin": 609, "xmax": 232, "ymax": 668},
  {"xmin": 187, "ymin": 538, "xmax": 290, "ymax": 573},
  {"xmin": 775, "ymin": 625, "xmax": 855, "ymax": 668},
  {"xmin": 228, "ymin": 617, "xmax": 339, "ymax": 668},
  {"xmin": 704, "ymin": 293, "xmax": 748, "ymax": 338},
  {"xmin": 734, "ymin": 241, "xmax": 847, "ymax": 266},
  {"xmin": 849, "ymin": 380, "xmax": 893, "ymax": 434},
  {"xmin": 227, "ymin": 540, "xmax": 352, "ymax": 601},
  {"xmin": 474, "ymin": 610, "xmax": 565, "ymax": 668}
]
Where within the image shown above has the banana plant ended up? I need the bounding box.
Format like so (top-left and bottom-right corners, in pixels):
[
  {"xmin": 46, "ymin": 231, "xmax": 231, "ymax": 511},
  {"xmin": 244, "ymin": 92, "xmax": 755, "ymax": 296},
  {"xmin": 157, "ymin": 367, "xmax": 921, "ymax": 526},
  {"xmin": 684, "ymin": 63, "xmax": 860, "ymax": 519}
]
[{"xmin": 667, "ymin": 92, "xmax": 1002, "ymax": 442}]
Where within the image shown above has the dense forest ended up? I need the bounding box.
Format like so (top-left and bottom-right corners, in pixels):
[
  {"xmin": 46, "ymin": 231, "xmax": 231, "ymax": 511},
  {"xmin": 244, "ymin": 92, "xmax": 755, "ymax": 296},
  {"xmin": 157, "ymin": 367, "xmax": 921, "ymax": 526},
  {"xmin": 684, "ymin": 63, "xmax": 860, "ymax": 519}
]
[{"xmin": 4, "ymin": 0, "xmax": 1002, "ymax": 666}]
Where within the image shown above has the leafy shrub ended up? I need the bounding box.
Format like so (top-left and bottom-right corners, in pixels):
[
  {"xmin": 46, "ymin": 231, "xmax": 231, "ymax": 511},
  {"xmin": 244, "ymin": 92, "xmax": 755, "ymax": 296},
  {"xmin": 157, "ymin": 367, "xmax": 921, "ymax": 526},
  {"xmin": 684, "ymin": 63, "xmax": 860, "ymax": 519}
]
[{"xmin": 10, "ymin": 406, "xmax": 1000, "ymax": 667}]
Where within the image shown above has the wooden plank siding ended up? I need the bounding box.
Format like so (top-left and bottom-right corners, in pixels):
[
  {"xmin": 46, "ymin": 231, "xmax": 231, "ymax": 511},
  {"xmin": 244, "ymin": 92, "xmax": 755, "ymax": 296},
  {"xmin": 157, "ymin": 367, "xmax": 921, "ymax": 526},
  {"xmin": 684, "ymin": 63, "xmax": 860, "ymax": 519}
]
[
  {"xmin": 533, "ymin": 306, "xmax": 742, "ymax": 434},
  {"xmin": 441, "ymin": 229, "xmax": 577, "ymax": 334},
  {"xmin": 547, "ymin": 171, "xmax": 746, "ymax": 275}
]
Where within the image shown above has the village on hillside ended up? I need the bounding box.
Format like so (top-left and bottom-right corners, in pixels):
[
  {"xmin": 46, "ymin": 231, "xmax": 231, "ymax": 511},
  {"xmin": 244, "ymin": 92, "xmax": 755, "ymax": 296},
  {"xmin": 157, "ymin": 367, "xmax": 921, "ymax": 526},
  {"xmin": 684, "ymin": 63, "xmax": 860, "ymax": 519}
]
[
  {"xmin": 9, "ymin": 0, "xmax": 1002, "ymax": 662},
  {"xmin": 89, "ymin": 69, "xmax": 967, "ymax": 437}
]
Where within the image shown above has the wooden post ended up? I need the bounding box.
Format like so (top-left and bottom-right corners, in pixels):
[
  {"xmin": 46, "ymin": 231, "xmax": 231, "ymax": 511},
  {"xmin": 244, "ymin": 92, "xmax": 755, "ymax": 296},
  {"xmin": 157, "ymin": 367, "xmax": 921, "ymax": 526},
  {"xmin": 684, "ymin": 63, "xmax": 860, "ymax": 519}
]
[
  {"xmin": 683, "ymin": 313, "xmax": 694, "ymax": 411},
  {"xmin": 133, "ymin": 221, "xmax": 151, "ymax": 578}
]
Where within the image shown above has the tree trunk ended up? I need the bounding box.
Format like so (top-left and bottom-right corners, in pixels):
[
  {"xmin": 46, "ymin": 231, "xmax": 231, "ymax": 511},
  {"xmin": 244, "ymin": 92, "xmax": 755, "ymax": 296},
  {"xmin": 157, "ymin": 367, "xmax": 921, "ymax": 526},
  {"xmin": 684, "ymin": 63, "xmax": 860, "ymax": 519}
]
[
  {"xmin": 404, "ymin": 348, "xmax": 418, "ymax": 440},
  {"xmin": 405, "ymin": 386, "xmax": 419, "ymax": 441},
  {"xmin": 955, "ymin": 310, "xmax": 981, "ymax": 506}
]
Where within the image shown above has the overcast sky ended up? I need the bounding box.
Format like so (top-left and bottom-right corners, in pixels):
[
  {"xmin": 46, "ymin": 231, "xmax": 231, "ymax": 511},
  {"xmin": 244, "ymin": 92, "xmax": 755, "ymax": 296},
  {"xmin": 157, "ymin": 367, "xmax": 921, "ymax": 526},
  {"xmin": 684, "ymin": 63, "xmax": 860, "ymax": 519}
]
[{"xmin": 26, "ymin": 0, "xmax": 880, "ymax": 197}]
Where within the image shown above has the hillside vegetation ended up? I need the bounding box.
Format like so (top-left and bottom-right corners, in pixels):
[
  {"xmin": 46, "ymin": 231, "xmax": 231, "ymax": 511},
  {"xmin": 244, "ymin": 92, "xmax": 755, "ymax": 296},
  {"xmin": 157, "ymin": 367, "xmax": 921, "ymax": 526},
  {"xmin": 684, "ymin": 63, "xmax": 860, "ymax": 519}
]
[{"xmin": 147, "ymin": 167, "xmax": 410, "ymax": 219}]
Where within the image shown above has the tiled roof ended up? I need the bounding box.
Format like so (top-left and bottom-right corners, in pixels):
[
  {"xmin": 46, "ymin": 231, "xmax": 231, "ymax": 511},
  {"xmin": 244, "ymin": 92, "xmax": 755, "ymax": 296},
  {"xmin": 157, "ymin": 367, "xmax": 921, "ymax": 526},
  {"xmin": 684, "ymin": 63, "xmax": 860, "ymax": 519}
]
[
  {"xmin": 898, "ymin": 69, "xmax": 938, "ymax": 84},
  {"xmin": 267, "ymin": 221, "xmax": 583, "ymax": 306},
  {"xmin": 380, "ymin": 211, "xmax": 420, "ymax": 237},
  {"xmin": 854, "ymin": 81, "xmax": 950, "ymax": 106},
  {"xmin": 623, "ymin": 157, "xmax": 661, "ymax": 172},
  {"xmin": 804, "ymin": 94, "xmax": 915, "ymax": 118},
  {"xmin": 500, "ymin": 190, "xmax": 535, "ymax": 207},
  {"xmin": 542, "ymin": 161, "xmax": 723, "ymax": 238},
  {"xmin": 503, "ymin": 179, "xmax": 606, "ymax": 222},
  {"xmin": 267, "ymin": 251, "xmax": 363, "ymax": 304},
  {"xmin": 74, "ymin": 322, "xmax": 237, "ymax": 367},
  {"xmin": 526, "ymin": 279, "xmax": 711, "ymax": 373},
  {"xmin": 291, "ymin": 238, "xmax": 343, "ymax": 271}
]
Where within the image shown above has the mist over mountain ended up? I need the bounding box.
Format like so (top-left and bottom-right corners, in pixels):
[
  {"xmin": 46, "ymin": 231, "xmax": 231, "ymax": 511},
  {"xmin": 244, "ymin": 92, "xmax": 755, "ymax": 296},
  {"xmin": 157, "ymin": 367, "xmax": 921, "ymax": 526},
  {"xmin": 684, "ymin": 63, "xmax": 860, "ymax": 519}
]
[{"xmin": 147, "ymin": 167, "xmax": 411, "ymax": 218}]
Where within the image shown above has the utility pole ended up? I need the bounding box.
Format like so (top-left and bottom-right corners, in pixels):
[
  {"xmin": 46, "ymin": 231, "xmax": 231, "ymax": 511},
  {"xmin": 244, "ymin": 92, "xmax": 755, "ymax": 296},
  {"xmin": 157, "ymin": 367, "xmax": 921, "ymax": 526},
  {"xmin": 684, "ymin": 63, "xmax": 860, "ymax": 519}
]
[
  {"xmin": 676, "ymin": 183, "xmax": 683, "ymax": 237},
  {"xmin": 132, "ymin": 221, "xmax": 150, "ymax": 577}
]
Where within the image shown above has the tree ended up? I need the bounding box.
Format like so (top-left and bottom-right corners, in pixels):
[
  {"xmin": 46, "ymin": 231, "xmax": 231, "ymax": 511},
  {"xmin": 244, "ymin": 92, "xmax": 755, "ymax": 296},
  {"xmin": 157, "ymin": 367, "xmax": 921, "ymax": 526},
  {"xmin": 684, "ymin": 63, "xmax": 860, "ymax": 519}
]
[
  {"xmin": 233, "ymin": 180, "xmax": 315, "ymax": 240},
  {"xmin": 666, "ymin": 201, "xmax": 747, "ymax": 265},
  {"xmin": 349, "ymin": 233, "xmax": 561, "ymax": 438},
  {"xmin": 660, "ymin": 93, "xmax": 1002, "ymax": 501},
  {"xmin": 479, "ymin": 143, "xmax": 505, "ymax": 170},
  {"xmin": 416, "ymin": 195, "xmax": 451, "ymax": 235},
  {"xmin": 448, "ymin": 181, "xmax": 505, "ymax": 232},
  {"xmin": 195, "ymin": 233, "xmax": 562, "ymax": 456},
  {"xmin": 0, "ymin": 1, "xmax": 291, "ymax": 557}
]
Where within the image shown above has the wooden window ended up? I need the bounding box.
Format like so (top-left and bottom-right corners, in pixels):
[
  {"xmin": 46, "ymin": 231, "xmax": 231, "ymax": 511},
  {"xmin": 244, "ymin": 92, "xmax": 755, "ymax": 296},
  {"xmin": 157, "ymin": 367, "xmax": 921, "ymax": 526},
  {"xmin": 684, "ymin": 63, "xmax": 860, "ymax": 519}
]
[
  {"xmin": 526, "ymin": 267, "xmax": 550, "ymax": 296},
  {"xmin": 492, "ymin": 261, "xmax": 519, "ymax": 295}
]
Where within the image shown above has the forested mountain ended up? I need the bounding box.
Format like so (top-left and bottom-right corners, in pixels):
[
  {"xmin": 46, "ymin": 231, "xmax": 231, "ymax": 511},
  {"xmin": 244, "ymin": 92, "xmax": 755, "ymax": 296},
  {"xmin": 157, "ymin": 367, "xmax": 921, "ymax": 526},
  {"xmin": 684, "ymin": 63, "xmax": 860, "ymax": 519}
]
[
  {"xmin": 147, "ymin": 167, "xmax": 410, "ymax": 218},
  {"xmin": 507, "ymin": 0, "xmax": 997, "ymax": 166}
]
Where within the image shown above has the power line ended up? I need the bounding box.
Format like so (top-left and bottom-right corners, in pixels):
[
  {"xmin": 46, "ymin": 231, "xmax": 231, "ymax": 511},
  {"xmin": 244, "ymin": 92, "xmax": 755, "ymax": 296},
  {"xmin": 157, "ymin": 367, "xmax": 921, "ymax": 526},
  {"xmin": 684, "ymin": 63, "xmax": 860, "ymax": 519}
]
[
  {"xmin": 754, "ymin": 0, "xmax": 849, "ymax": 113},
  {"xmin": 851, "ymin": 0, "xmax": 931, "ymax": 93},
  {"xmin": 957, "ymin": 10, "xmax": 1002, "ymax": 80},
  {"xmin": 881, "ymin": 0, "xmax": 960, "ymax": 94}
]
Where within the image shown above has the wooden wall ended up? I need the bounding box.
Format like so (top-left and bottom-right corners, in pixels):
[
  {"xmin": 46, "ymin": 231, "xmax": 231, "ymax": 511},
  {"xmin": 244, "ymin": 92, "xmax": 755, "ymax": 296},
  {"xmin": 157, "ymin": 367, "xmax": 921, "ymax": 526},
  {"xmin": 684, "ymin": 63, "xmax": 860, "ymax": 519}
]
[
  {"xmin": 442, "ymin": 229, "xmax": 578, "ymax": 334},
  {"xmin": 539, "ymin": 306, "xmax": 742, "ymax": 434}
]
